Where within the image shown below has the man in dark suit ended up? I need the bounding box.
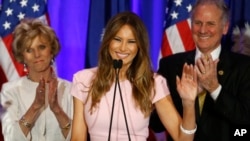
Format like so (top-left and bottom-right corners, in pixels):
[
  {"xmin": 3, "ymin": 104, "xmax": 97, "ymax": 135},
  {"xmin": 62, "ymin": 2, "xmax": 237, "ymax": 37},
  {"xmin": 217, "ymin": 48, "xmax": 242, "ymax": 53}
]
[{"xmin": 150, "ymin": 0, "xmax": 250, "ymax": 141}]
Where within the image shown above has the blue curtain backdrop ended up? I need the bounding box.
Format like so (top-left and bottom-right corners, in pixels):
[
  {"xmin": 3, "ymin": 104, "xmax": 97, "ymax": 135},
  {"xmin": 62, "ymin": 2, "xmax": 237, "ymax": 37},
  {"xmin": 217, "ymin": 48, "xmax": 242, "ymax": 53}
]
[
  {"xmin": 46, "ymin": 0, "xmax": 250, "ymax": 82},
  {"xmin": 47, "ymin": 0, "xmax": 89, "ymax": 80}
]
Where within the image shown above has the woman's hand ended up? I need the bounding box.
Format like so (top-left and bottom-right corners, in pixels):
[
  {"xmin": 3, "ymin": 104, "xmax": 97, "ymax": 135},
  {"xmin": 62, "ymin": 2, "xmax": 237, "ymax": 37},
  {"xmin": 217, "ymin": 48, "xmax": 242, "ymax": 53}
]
[
  {"xmin": 33, "ymin": 77, "xmax": 46, "ymax": 109},
  {"xmin": 47, "ymin": 72, "xmax": 60, "ymax": 112},
  {"xmin": 176, "ymin": 63, "xmax": 198, "ymax": 105}
]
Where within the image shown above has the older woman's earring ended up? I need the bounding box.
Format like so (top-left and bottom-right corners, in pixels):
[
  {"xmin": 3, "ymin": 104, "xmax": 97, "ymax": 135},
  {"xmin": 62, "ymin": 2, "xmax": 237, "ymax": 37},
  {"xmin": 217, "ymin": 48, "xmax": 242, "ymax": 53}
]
[
  {"xmin": 50, "ymin": 59, "xmax": 57, "ymax": 74},
  {"xmin": 23, "ymin": 64, "xmax": 28, "ymax": 73},
  {"xmin": 50, "ymin": 59, "xmax": 54, "ymax": 66}
]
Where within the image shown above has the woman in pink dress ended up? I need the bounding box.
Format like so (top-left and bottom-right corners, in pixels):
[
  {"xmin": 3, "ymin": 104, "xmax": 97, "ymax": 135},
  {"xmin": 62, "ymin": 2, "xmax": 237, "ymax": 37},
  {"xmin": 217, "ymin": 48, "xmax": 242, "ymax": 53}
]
[{"xmin": 70, "ymin": 11, "xmax": 197, "ymax": 141}]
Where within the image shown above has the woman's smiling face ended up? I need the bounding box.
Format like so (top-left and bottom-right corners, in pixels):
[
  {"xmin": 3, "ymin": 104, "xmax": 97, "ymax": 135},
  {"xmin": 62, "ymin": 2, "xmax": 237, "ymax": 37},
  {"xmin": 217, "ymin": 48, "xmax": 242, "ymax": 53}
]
[{"xmin": 109, "ymin": 24, "xmax": 138, "ymax": 69}]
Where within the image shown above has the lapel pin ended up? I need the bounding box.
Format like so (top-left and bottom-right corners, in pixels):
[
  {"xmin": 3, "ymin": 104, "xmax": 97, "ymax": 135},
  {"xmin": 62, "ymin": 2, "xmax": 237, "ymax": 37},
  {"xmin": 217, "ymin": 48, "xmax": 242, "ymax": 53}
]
[{"xmin": 218, "ymin": 70, "xmax": 224, "ymax": 75}]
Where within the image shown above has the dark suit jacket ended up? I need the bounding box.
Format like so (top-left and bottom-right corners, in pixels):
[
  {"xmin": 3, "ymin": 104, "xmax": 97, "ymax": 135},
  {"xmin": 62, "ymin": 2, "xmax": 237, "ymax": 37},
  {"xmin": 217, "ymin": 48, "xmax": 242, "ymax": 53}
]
[{"xmin": 149, "ymin": 48, "xmax": 250, "ymax": 141}]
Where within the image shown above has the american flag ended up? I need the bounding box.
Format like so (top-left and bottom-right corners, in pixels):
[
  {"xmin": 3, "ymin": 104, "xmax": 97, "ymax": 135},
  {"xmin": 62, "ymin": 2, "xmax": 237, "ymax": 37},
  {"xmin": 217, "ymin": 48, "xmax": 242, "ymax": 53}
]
[
  {"xmin": 0, "ymin": 0, "xmax": 47, "ymax": 89},
  {"xmin": 161, "ymin": 0, "xmax": 196, "ymax": 57}
]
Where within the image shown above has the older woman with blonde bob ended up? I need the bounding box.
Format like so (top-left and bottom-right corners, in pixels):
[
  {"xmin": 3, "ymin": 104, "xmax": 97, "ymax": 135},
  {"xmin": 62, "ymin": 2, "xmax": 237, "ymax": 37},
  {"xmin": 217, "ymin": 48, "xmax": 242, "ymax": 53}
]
[{"xmin": 1, "ymin": 19, "xmax": 73, "ymax": 141}]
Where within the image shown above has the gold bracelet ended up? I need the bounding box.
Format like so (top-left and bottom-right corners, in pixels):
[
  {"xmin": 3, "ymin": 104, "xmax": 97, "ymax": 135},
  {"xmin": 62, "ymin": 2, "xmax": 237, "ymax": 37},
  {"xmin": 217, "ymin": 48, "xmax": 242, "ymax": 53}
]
[
  {"xmin": 20, "ymin": 117, "xmax": 32, "ymax": 128},
  {"xmin": 61, "ymin": 121, "xmax": 71, "ymax": 130}
]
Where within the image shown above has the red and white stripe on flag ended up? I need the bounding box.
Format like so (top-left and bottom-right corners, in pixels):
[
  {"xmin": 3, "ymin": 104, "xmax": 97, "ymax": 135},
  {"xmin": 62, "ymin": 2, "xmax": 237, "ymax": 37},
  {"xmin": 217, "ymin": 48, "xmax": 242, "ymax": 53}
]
[
  {"xmin": 160, "ymin": 0, "xmax": 196, "ymax": 58},
  {"xmin": 0, "ymin": 35, "xmax": 25, "ymax": 90},
  {"xmin": 161, "ymin": 18, "xmax": 195, "ymax": 57},
  {"xmin": 0, "ymin": 35, "xmax": 25, "ymax": 82}
]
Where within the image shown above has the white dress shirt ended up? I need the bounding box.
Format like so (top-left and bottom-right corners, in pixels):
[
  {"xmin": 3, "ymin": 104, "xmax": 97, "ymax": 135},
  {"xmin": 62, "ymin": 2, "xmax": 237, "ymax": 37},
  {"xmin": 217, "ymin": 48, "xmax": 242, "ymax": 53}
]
[{"xmin": 0, "ymin": 77, "xmax": 73, "ymax": 141}]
